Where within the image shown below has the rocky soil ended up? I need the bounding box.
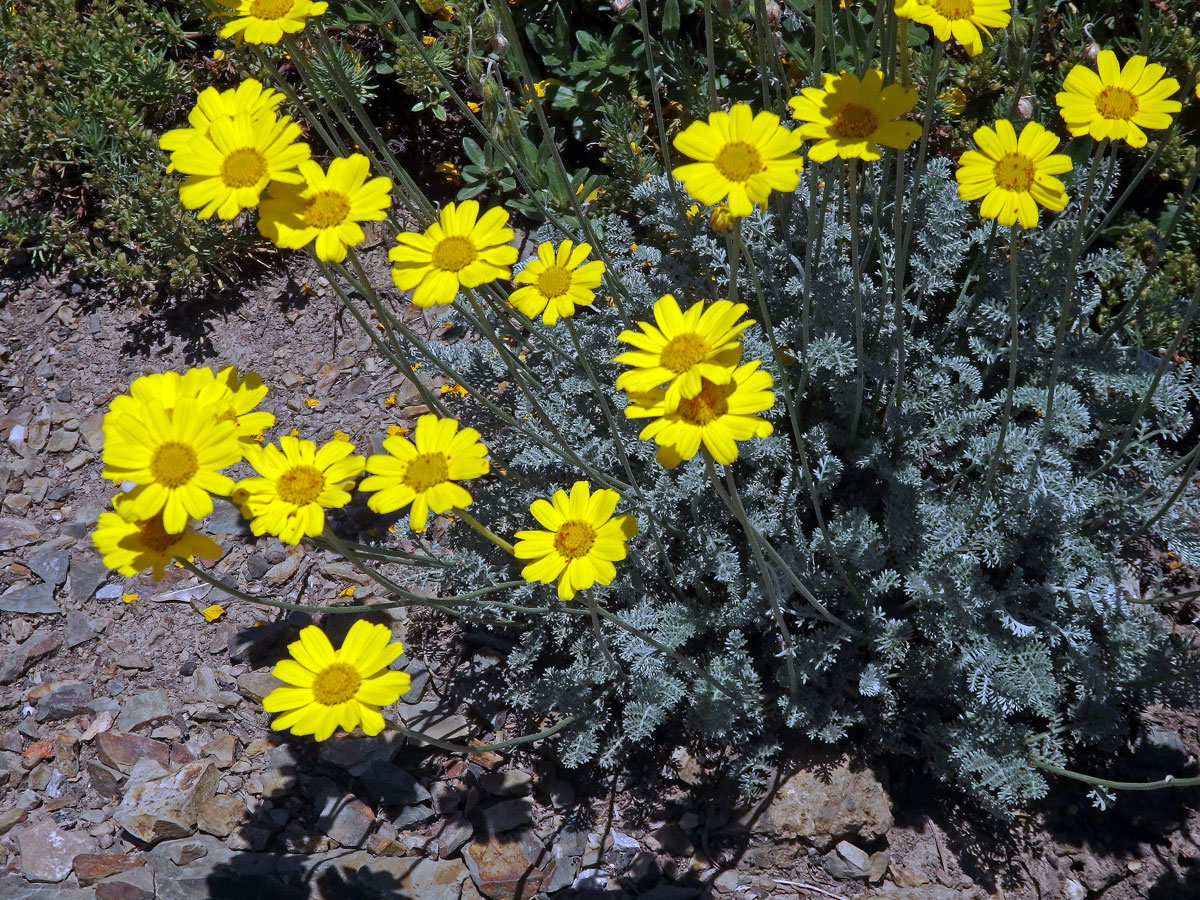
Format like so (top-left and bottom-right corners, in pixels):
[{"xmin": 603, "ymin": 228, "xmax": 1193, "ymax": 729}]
[{"xmin": 3, "ymin": 259, "xmax": 1200, "ymax": 900}]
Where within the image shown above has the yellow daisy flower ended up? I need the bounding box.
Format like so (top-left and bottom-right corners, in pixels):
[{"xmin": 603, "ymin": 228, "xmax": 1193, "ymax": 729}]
[
  {"xmin": 389, "ymin": 201, "xmax": 518, "ymax": 308},
  {"xmin": 159, "ymin": 79, "xmax": 285, "ymax": 172},
  {"xmin": 238, "ymin": 435, "xmax": 365, "ymax": 544},
  {"xmin": 92, "ymin": 494, "xmax": 222, "ymax": 581},
  {"xmin": 106, "ymin": 367, "xmax": 273, "ymax": 447},
  {"xmin": 263, "ymin": 621, "xmax": 411, "ymax": 740},
  {"xmin": 955, "ymin": 119, "xmax": 1072, "ymax": 229},
  {"xmin": 359, "ymin": 414, "xmax": 490, "ymax": 532},
  {"xmin": 894, "ymin": 0, "xmax": 1010, "ymax": 57},
  {"xmin": 101, "ymin": 398, "xmax": 241, "ymax": 533},
  {"xmin": 1056, "ymin": 51, "xmax": 1182, "ymax": 149},
  {"xmin": 510, "ymin": 240, "xmax": 606, "ymax": 326},
  {"xmin": 787, "ymin": 69, "xmax": 920, "ymax": 162},
  {"xmin": 614, "ymin": 295, "xmax": 752, "ymax": 407},
  {"xmin": 258, "ymin": 154, "xmax": 393, "ymax": 263},
  {"xmin": 625, "ymin": 361, "xmax": 776, "ymax": 468},
  {"xmin": 171, "ymin": 113, "xmax": 309, "ymax": 220},
  {"xmin": 215, "ymin": 0, "xmax": 329, "ymax": 45},
  {"xmin": 513, "ymin": 481, "xmax": 638, "ymax": 601},
  {"xmin": 672, "ymin": 104, "xmax": 803, "ymax": 218}
]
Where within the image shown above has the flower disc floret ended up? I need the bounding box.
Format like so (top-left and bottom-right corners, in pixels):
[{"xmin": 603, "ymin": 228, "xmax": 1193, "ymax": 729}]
[
  {"xmin": 788, "ymin": 70, "xmax": 920, "ymax": 162},
  {"xmin": 159, "ymin": 79, "xmax": 285, "ymax": 172},
  {"xmin": 955, "ymin": 119, "xmax": 1072, "ymax": 229},
  {"xmin": 171, "ymin": 113, "xmax": 309, "ymax": 220},
  {"xmin": 513, "ymin": 481, "xmax": 638, "ymax": 601},
  {"xmin": 1056, "ymin": 51, "xmax": 1182, "ymax": 149},
  {"xmin": 259, "ymin": 154, "xmax": 393, "ymax": 263},
  {"xmin": 360, "ymin": 414, "xmax": 490, "ymax": 532},
  {"xmin": 215, "ymin": 0, "xmax": 328, "ymax": 44},
  {"xmin": 614, "ymin": 295, "xmax": 752, "ymax": 407},
  {"xmin": 510, "ymin": 240, "xmax": 606, "ymax": 326},
  {"xmin": 894, "ymin": 0, "xmax": 1010, "ymax": 57},
  {"xmin": 626, "ymin": 361, "xmax": 776, "ymax": 468},
  {"xmin": 237, "ymin": 435, "xmax": 365, "ymax": 544},
  {"xmin": 389, "ymin": 201, "xmax": 518, "ymax": 307},
  {"xmin": 262, "ymin": 621, "xmax": 411, "ymax": 740},
  {"xmin": 672, "ymin": 104, "xmax": 802, "ymax": 218},
  {"xmin": 92, "ymin": 494, "xmax": 222, "ymax": 581},
  {"xmin": 101, "ymin": 397, "xmax": 241, "ymax": 533}
]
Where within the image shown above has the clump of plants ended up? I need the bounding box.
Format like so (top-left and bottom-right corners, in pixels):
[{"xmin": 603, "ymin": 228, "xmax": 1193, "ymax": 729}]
[
  {"xmin": 0, "ymin": 0, "xmax": 260, "ymax": 298},
  {"xmin": 92, "ymin": 0, "xmax": 1200, "ymax": 814}
]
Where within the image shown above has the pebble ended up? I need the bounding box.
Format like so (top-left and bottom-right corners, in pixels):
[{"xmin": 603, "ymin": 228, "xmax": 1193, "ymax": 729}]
[
  {"xmin": 463, "ymin": 830, "xmax": 545, "ymax": 900},
  {"xmin": 64, "ymin": 610, "xmax": 98, "ymax": 648},
  {"xmin": 96, "ymin": 732, "xmax": 171, "ymax": 772},
  {"xmin": 359, "ymin": 760, "xmax": 431, "ymax": 806},
  {"xmin": 0, "ymin": 629, "xmax": 62, "ymax": 685},
  {"xmin": 235, "ymin": 670, "xmax": 282, "ymax": 700},
  {"xmin": 479, "ymin": 769, "xmax": 533, "ymax": 798},
  {"xmin": 74, "ymin": 854, "xmax": 146, "ymax": 886},
  {"xmin": 12, "ymin": 818, "xmax": 97, "ymax": 883},
  {"xmin": 0, "ymin": 583, "xmax": 59, "ymax": 615},
  {"xmin": 437, "ymin": 815, "xmax": 474, "ymax": 859},
  {"xmin": 27, "ymin": 547, "xmax": 70, "ymax": 586},
  {"xmin": 35, "ymin": 682, "xmax": 94, "ymax": 722},
  {"xmin": 196, "ymin": 795, "xmax": 243, "ymax": 838},
  {"xmin": 476, "ymin": 798, "xmax": 534, "ymax": 835},
  {"xmin": 0, "ymin": 516, "xmax": 40, "ymax": 551},
  {"xmin": 315, "ymin": 783, "xmax": 376, "ymax": 848},
  {"xmin": 114, "ymin": 760, "xmax": 220, "ymax": 844},
  {"xmin": 115, "ymin": 689, "xmax": 173, "ymax": 732},
  {"xmin": 69, "ymin": 557, "xmax": 109, "ymax": 603}
]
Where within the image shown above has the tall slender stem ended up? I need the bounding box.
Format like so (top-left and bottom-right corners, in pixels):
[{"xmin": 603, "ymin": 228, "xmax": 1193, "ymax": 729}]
[
  {"xmin": 847, "ymin": 158, "xmax": 866, "ymax": 441},
  {"xmin": 452, "ymin": 506, "xmax": 516, "ymax": 556}
]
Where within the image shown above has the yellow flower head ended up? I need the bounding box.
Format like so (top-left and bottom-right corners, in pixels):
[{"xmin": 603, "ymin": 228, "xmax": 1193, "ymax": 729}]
[
  {"xmin": 788, "ymin": 70, "xmax": 920, "ymax": 162},
  {"xmin": 215, "ymin": 0, "xmax": 329, "ymax": 45},
  {"xmin": 894, "ymin": 0, "xmax": 1009, "ymax": 57},
  {"xmin": 626, "ymin": 361, "xmax": 775, "ymax": 468},
  {"xmin": 159, "ymin": 79, "xmax": 285, "ymax": 172},
  {"xmin": 510, "ymin": 240, "xmax": 606, "ymax": 326},
  {"xmin": 258, "ymin": 154, "xmax": 392, "ymax": 263},
  {"xmin": 672, "ymin": 104, "xmax": 803, "ymax": 218},
  {"xmin": 237, "ymin": 435, "xmax": 365, "ymax": 544},
  {"xmin": 171, "ymin": 113, "xmax": 309, "ymax": 220},
  {"xmin": 709, "ymin": 205, "xmax": 736, "ymax": 234},
  {"xmin": 1056, "ymin": 51, "xmax": 1182, "ymax": 149},
  {"xmin": 263, "ymin": 620, "xmax": 411, "ymax": 740},
  {"xmin": 360, "ymin": 414, "xmax": 489, "ymax": 532},
  {"xmin": 513, "ymin": 481, "xmax": 638, "ymax": 601},
  {"xmin": 106, "ymin": 367, "xmax": 273, "ymax": 448},
  {"xmin": 101, "ymin": 396, "xmax": 241, "ymax": 533},
  {"xmin": 614, "ymin": 295, "xmax": 752, "ymax": 408},
  {"xmin": 956, "ymin": 119, "xmax": 1072, "ymax": 229},
  {"xmin": 92, "ymin": 493, "xmax": 222, "ymax": 581},
  {"xmin": 389, "ymin": 201, "xmax": 518, "ymax": 307}
]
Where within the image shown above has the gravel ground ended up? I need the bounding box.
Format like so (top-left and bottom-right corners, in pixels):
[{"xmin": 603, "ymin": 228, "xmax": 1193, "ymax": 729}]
[{"xmin": 3, "ymin": 254, "xmax": 1200, "ymax": 900}]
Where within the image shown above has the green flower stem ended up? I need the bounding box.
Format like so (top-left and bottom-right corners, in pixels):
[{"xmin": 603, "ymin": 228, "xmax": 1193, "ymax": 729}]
[
  {"xmin": 591, "ymin": 604, "xmax": 752, "ymax": 708},
  {"xmin": 1127, "ymin": 437, "xmax": 1200, "ymax": 544},
  {"xmin": 581, "ymin": 590, "xmax": 623, "ymax": 679},
  {"xmin": 896, "ymin": 17, "xmax": 910, "ymax": 87},
  {"xmin": 726, "ymin": 224, "xmax": 741, "ymax": 303},
  {"xmin": 1007, "ymin": 0, "xmax": 1046, "ymax": 120},
  {"xmin": 638, "ymin": 0, "xmax": 692, "ymax": 231},
  {"xmin": 384, "ymin": 713, "xmax": 579, "ymax": 754},
  {"xmin": 492, "ymin": 0, "xmax": 638, "ymax": 329},
  {"xmin": 310, "ymin": 537, "xmax": 450, "ymax": 568},
  {"xmin": 1029, "ymin": 138, "xmax": 1109, "ymax": 482},
  {"xmin": 451, "ymin": 506, "xmax": 516, "ymax": 556},
  {"xmin": 1031, "ymin": 756, "xmax": 1200, "ymax": 792},
  {"xmin": 847, "ymin": 157, "xmax": 866, "ymax": 441},
  {"xmin": 966, "ymin": 226, "xmax": 1021, "ymax": 523},
  {"xmin": 249, "ymin": 45, "xmax": 348, "ymax": 159},
  {"xmin": 702, "ymin": 0, "xmax": 718, "ymax": 110},
  {"xmin": 564, "ymin": 315, "xmax": 686, "ymax": 591},
  {"xmin": 707, "ymin": 457, "xmax": 798, "ymax": 700},
  {"xmin": 742, "ymin": 245, "xmax": 865, "ymax": 613}
]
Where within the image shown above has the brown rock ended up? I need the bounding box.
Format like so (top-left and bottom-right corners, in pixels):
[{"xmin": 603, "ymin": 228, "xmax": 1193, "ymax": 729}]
[
  {"xmin": 463, "ymin": 831, "xmax": 544, "ymax": 900},
  {"xmin": 197, "ymin": 795, "xmax": 244, "ymax": 837},
  {"xmin": 94, "ymin": 865, "xmax": 155, "ymax": 900},
  {"xmin": 114, "ymin": 760, "xmax": 219, "ymax": 845},
  {"xmin": 750, "ymin": 756, "xmax": 893, "ymax": 850},
  {"xmin": 97, "ymin": 732, "xmax": 171, "ymax": 773},
  {"xmin": 88, "ymin": 760, "xmax": 126, "ymax": 800},
  {"xmin": 13, "ymin": 818, "xmax": 97, "ymax": 882},
  {"xmin": 74, "ymin": 853, "xmax": 146, "ymax": 886}
]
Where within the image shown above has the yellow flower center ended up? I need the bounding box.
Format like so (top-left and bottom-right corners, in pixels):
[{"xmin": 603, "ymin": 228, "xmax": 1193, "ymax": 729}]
[
  {"xmin": 220, "ymin": 147, "xmax": 268, "ymax": 189},
  {"xmin": 536, "ymin": 265, "xmax": 573, "ymax": 299},
  {"xmin": 714, "ymin": 141, "xmax": 764, "ymax": 183},
  {"xmin": 248, "ymin": 0, "xmax": 295, "ymax": 20},
  {"xmin": 992, "ymin": 152, "xmax": 1036, "ymax": 193},
  {"xmin": 137, "ymin": 516, "xmax": 180, "ymax": 554},
  {"xmin": 303, "ymin": 190, "xmax": 351, "ymax": 229},
  {"xmin": 431, "ymin": 235, "xmax": 477, "ymax": 272},
  {"xmin": 311, "ymin": 662, "xmax": 362, "ymax": 705},
  {"xmin": 660, "ymin": 332, "xmax": 710, "ymax": 373},
  {"xmin": 933, "ymin": 0, "xmax": 974, "ymax": 19},
  {"xmin": 554, "ymin": 520, "xmax": 597, "ymax": 560},
  {"xmin": 150, "ymin": 441, "xmax": 199, "ymax": 488},
  {"xmin": 403, "ymin": 452, "xmax": 449, "ymax": 493},
  {"xmin": 275, "ymin": 464, "xmax": 325, "ymax": 505},
  {"xmin": 830, "ymin": 103, "xmax": 879, "ymax": 140},
  {"xmin": 676, "ymin": 380, "xmax": 730, "ymax": 425},
  {"xmin": 1094, "ymin": 86, "xmax": 1139, "ymax": 121}
]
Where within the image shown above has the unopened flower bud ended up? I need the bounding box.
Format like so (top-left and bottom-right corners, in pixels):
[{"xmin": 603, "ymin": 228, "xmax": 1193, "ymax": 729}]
[
  {"xmin": 1016, "ymin": 95, "xmax": 1033, "ymax": 120},
  {"xmin": 466, "ymin": 55, "xmax": 483, "ymax": 83},
  {"xmin": 764, "ymin": 1, "xmax": 782, "ymax": 28},
  {"xmin": 1084, "ymin": 41, "xmax": 1101, "ymax": 63},
  {"xmin": 710, "ymin": 205, "xmax": 736, "ymax": 234},
  {"xmin": 612, "ymin": 0, "xmax": 633, "ymax": 11},
  {"xmin": 481, "ymin": 76, "xmax": 502, "ymax": 103},
  {"xmin": 417, "ymin": 0, "xmax": 442, "ymax": 13},
  {"xmin": 492, "ymin": 32, "xmax": 508, "ymax": 55}
]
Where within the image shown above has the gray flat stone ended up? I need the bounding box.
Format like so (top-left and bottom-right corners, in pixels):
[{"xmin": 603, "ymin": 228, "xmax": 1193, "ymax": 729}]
[
  {"xmin": 69, "ymin": 557, "xmax": 109, "ymax": 603},
  {"xmin": 0, "ymin": 517, "xmax": 40, "ymax": 551},
  {"xmin": 116, "ymin": 690, "xmax": 172, "ymax": 732},
  {"xmin": 13, "ymin": 818, "xmax": 97, "ymax": 882},
  {"xmin": 0, "ymin": 629, "xmax": 62, "ymax": 685},
  {"xmin": 64, "ymin": 610, "xmax": 97, "ymax": 648},
  {"xmin": 36, "ymin": 682, "xmax": 94, "ymax": 722},
  {"xmin": 359, "ymin": 760, "xmax": 431, "ymax": 806},
  {"xmin": 314, "ymin": 781, "xmax": 375, "ymax": 847},
  {"xmin": 476, "ymin": 798, "xmax": 534, "ymax": 834},
  {"xmin": 27, "ymin": 548, "xmax": 69, "ymax": 586},
  {"xmin": 114, "ymin": 761, "xmax": 219, "ymax": 844},
  {"xmin": 0, "ymin": 872, "xmax": 97, "ymax": 898},
  {"xmin": 0, "ymin": 583, "xmax": 59, "ymax": 615}
]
